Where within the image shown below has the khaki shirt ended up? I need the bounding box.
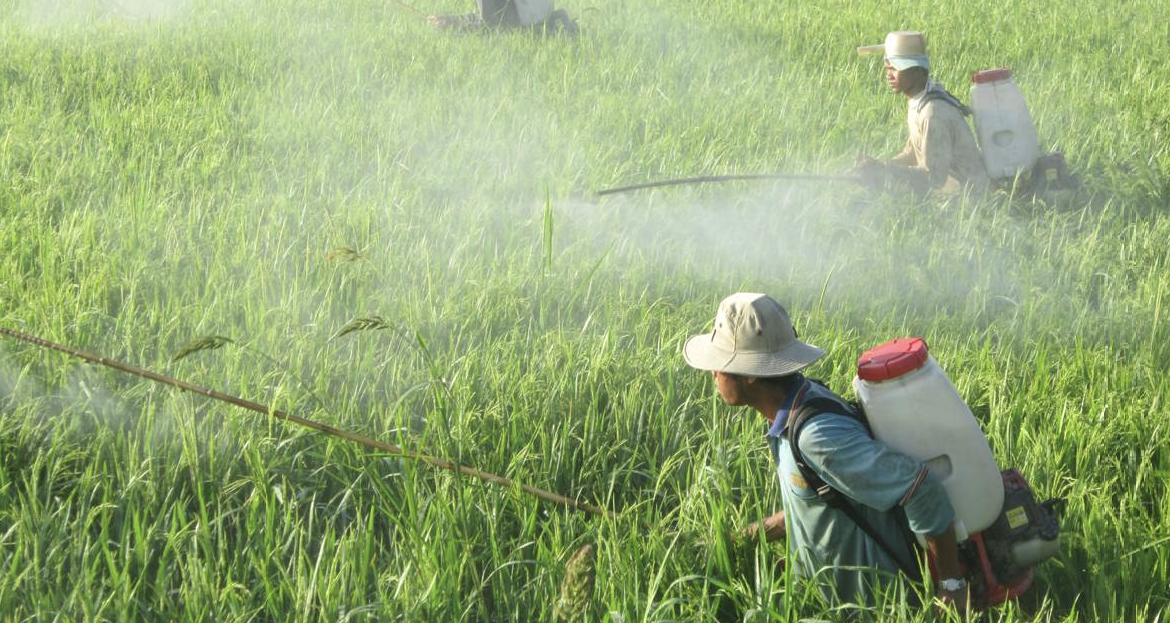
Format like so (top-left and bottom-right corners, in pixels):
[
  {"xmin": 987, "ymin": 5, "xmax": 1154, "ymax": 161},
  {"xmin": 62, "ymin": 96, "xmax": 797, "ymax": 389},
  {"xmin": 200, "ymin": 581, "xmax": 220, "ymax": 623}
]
[{"xmin": 889, "ymin": 85, "xmax": 989, "ymax": 196}]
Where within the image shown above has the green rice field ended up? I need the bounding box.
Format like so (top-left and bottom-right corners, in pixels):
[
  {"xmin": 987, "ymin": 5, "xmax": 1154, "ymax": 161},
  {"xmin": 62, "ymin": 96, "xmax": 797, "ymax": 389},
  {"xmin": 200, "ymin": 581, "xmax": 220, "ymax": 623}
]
[{"xmin": 1, "ymin": 0, "xmax": 1167, "ymax": 620}]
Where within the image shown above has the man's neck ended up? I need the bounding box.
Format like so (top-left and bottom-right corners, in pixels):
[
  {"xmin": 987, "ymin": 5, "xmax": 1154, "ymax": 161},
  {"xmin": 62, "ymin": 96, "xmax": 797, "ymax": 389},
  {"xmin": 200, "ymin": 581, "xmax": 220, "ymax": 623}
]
[
  {"xmin": 756, "ymin": 392, "xmax": 788, "ymax": 423},
  {"xmin": 754, "ymin": 376, "xmax": 804, "ymax": 422}
]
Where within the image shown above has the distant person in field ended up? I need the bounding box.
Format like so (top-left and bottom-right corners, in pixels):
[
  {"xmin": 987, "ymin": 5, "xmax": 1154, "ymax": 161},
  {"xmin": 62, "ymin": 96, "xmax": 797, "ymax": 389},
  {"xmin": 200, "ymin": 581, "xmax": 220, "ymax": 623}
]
[
  {"xmin": 683, "ymin": 293, "xmax": 969, "ymax": 612},
  {"xmin": 851, "ymin": 31, "xmax": 989, "ymax": 197},
  {"xmin": 428, "ymin": 0, "xmax": 578, "ymax": 35}
]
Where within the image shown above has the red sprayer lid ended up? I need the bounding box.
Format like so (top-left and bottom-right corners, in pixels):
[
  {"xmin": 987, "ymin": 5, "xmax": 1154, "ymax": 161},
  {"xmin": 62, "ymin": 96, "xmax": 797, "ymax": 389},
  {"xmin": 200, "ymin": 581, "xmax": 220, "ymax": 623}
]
[
  {"xmin": 857, "ymin": 337, "xmax": 930, "ymax": 382},
  {"xmin": 972, "ymin": 68, "xmax": 1012, "ymax": 84}
]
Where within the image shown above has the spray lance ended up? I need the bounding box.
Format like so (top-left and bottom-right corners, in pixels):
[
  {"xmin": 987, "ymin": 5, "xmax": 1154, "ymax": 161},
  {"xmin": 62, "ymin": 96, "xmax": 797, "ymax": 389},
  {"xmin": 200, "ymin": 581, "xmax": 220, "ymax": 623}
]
[
  {"xmin": 0, "ymin": 326, "xmax": 612, "ymax": 519},
  {"xmin": 1, "ymin": 326, "xmax": 783, "ymax": 611},
  {"xmin": 0, "ymin": 326, "xmax": 798, "ymax": 620},
  {"xmin": 596, "ymin": 172, "xmax": 862, "ymax": 196}
]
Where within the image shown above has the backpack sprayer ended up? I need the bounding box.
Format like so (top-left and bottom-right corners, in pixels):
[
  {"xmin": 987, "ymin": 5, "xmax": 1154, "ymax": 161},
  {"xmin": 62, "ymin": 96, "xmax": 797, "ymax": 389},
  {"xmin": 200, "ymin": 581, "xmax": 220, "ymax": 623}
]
[
  {"xmin": 479, "ymin": 0, "xmax": 552, "ymax": 26},
  {"xmin": 400, "ymin": 0, "xmax": 577, "ymax": 34},
  {"xmin": 392, "ymin": 0, "xmax": 554, "ymax": 23},
  {"xmin": 848, "ymin": 337, "xmax": 1062, "ymax": 609},
  {"xmin": 968, "ymin": 68, "xmax": 1076, "ymax": 196}
]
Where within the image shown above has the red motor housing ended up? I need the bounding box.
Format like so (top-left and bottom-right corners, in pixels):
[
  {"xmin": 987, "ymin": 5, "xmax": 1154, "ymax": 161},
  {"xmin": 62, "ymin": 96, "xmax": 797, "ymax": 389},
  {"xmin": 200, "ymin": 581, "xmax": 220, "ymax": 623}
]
[{"xmin": 934, "ymin": 469, "xmax": 1062, "ymax": 609}]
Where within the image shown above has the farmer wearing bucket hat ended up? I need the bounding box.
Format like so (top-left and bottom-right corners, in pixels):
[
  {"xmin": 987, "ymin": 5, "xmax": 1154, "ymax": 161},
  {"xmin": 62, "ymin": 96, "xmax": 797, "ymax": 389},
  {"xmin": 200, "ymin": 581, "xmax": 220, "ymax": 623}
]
[
  {"xmin": 851, "ymin": 31, "xmax": 988, "ymax": 197},
  {"xmin": 684, "ymin": 293, "xmax": 968, "ymax": 611}
]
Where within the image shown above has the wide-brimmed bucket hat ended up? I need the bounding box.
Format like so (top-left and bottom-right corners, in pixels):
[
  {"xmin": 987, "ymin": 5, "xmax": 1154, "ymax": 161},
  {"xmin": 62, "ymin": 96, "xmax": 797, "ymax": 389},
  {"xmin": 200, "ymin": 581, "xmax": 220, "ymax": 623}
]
[
  {"xmin": 858, "ymin": 31, "xmax": 930, "ymax": 71},
  {"xmin": 683, "ymin": 293, "xmax": 826, "ymax": 377}
]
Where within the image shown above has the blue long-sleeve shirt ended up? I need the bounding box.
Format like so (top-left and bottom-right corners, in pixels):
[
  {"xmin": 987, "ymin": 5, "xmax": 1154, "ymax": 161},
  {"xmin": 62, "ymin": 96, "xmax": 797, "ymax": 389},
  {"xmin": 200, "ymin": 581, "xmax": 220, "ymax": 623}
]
[{"xmin": 766, "ymin": 376, "xmax": 956, "ymax": 606}]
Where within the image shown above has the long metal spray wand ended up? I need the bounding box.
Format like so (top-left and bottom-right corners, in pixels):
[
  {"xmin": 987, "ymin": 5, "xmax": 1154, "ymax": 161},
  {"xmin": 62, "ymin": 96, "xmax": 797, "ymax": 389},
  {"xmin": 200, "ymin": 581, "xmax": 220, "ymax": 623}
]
[
  {"xmin": 0, "ymin": 326, "xmax": 611, "ymax": 519},
  {"xmin": 597, "ymin": 173, "xmax": 860, "ymax": 196}
]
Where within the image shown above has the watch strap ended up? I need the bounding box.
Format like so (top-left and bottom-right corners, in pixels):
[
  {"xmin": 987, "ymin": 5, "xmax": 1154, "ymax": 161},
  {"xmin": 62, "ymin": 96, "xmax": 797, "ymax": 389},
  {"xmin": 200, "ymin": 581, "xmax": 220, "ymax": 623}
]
[{"xmin": 938, "ymin": 577, "xmax": 967, "ymax": 591}]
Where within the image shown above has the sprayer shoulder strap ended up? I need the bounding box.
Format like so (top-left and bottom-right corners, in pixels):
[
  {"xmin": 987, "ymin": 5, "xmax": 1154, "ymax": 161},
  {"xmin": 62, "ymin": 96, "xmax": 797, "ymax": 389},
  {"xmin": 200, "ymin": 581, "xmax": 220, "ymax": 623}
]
[
  {"xmin": 786, "ymin": 395, "xmax": 870, "ymax": 504},
  {"xmin": 918, "ymin": 87, "xmax": 973, "ymax": 117},
  {"xmin": 788, "ymin": 394, "xmax": 922, "ymax": 581}
]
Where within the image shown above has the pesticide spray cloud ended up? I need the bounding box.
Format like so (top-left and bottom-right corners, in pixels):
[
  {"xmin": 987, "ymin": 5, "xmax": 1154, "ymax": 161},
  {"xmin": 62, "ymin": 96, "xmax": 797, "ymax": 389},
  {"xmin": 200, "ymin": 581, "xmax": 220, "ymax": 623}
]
[
  {"xmin": 17, "ymin": 0, "xmax": 190, "ymax": 27},
  {"xmin": 0, "ymin": 347, "xmax": 175, "ymax": 444},
  {"xmin": 180, "ymin": 0, "xmax": 1038, "ymax": 351},
  {"xmin": 0, "ymin": 0, "xmax": 1072, "ymax": 416}
]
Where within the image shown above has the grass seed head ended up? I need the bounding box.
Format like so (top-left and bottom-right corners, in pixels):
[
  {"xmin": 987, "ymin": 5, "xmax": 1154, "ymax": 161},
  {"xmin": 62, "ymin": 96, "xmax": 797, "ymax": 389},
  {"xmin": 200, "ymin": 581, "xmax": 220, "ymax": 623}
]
[
  {"xmin": 326, "ymin": 246, "xmax": 365, "ymax": 262},
  {"xmin": 554, "ymin": 543, "xmax": 595, "ymax": 621},
  {"xmin": 171, "ymin": 335, "xmax": 234, "ymax": 362},
  {"xmin": 333, "ymin": 316, "xmax": 391, "ymax": 340}
]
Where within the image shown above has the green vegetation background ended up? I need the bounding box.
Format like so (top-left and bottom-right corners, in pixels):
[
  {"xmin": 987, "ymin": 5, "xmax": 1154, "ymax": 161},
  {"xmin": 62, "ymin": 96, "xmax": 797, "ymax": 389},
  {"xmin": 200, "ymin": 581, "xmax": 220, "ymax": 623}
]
[{"xmin": 0, "ymin": 0, "xmax": 1167, "ymax": 620}]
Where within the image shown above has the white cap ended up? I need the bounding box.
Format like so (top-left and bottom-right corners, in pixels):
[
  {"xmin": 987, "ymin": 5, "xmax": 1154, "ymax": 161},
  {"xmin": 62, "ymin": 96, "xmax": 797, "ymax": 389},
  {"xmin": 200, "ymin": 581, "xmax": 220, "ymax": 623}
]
[{"xmin": 858, "ymin": 31, "xmax": 930, "ymax": 71}]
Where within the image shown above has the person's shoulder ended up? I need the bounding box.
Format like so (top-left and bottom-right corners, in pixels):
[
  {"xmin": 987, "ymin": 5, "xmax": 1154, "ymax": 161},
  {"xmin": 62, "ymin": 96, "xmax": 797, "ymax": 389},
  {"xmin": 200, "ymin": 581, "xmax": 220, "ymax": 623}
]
[
  {"xmin": 801, "ymin": 380, "xmax": 852, "ymax": 410},
  {"xmin": 800, "ymin": 409, "xmax": 866, "ymax": 433},
  {"xmin": 920, "ymin": 92, "xmax": 968, "ymax": 120},
  {"xmin": 797, "ymin": 412, "xmax": 870, "ymax": 459},
  {"xmin": 795, "ymin": 384, "xmax": 866, "ymax": 436}
]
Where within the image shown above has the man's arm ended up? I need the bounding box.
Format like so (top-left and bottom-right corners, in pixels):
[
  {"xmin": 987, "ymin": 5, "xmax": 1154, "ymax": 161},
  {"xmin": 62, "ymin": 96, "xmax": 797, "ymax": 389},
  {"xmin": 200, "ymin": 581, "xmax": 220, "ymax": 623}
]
[
  {"xmin": 926, "ymin": 524, "xmax": 970, "ymax": 612},
  {"xmin": 800, "ymin": 417, "xmax": 965, "ymax": 578},
  {"xmin": 852, "ymin": 140, "xmax": 918, "ymax": 189},
  {"xmin": 893, "ymin": 454, "xmax": 970, "ymax": 612},
  {"xmin": 888, "ymin": 139, "xmax": 917, "ymax": 167},
  {"xmin": 885, "ymin": 106, "xmax": 958, "ymax": 192},
  {"xmin": 915, "ymin": 109, "xmax": 959, "ymax": 189}
]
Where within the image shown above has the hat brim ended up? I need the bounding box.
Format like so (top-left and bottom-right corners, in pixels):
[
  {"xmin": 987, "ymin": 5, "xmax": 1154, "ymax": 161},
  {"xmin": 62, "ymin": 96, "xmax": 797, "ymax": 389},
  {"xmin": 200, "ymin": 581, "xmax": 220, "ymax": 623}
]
[
  {"xmin": 683, "ymin": 333, "xmax": 826, "ymax": 377},
  {"xmin": 887, "ymin": 55, "xmax": 930, "ymax": 71}
]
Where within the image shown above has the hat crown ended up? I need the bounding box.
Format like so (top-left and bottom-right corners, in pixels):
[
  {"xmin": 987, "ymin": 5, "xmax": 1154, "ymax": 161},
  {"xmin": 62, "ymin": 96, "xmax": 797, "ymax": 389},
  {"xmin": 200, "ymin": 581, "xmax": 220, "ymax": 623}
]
[
  {"xmin": 711, "ymin": 293, "xmax": 796, "ymax": 354},
  {"xmin": 885, "ymin": 31, "xmax": 927, "ymax": 58},
  {"xmin": 683, "ymin": 292, "xmax": 826, "ymax": 376}
]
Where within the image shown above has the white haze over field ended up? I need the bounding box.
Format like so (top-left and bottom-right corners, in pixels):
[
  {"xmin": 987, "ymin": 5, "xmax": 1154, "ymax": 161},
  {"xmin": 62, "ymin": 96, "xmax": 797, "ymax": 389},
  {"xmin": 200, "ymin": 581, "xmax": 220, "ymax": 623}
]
[
  {"xmin": 0, "ymin": 350, "xmax": 159, "ymax": 433},
  {"xmin": 0, "ymin": 0, "xmax": 1049, "ymax": 386},
  {"xmin": 0, "ymin": 356, "xmax": 20, "ymax": 406},
  {"xmin": 17, "ymin": 0, "xmax": 190, "ymax": 27},
  {"xmin": 263, "ymin": 1, "xmax": 1025, "ymax": 336},
  {"xmin": 558, "ymin": 184, "xmax": 991, "ymax": 308}
]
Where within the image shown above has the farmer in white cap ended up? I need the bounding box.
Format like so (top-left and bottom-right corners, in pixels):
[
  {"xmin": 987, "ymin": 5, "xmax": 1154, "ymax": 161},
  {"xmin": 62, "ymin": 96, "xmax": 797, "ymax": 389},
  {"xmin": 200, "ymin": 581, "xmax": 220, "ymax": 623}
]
[
  {"xmin": 428, "ymin": 0, "xmax": 578, "ymax": 35},
  {"xmin": 684, "ymin": 293, "xmax": 969, "ymax": 611},
  {"xmin": 852, "ymin": 31, "xmax": 988, "ymax": 197}
]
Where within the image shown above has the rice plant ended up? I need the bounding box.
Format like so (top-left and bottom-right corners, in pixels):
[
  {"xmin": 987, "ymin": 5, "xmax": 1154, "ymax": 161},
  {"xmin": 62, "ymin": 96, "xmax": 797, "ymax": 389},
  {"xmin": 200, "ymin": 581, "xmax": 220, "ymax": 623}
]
[{"xmin": 0, "ymin": 0, "xmax": 1167, "ymax": 621}]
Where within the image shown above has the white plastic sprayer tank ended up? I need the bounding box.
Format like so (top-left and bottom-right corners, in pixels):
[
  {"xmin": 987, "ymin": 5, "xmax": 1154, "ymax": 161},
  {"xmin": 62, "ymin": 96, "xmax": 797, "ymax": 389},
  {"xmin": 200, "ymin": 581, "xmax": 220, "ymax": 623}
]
[
  {"xmin": 970, "ymin": 68, "xmax": 1040, "ymax": 180},
  {"xmin": 852, "ymin": 338, "xmax": 1004, "ymax": 541},
  {"xmin": 513, "ymin": 0, "xmax": 553, "ymax": 25}
]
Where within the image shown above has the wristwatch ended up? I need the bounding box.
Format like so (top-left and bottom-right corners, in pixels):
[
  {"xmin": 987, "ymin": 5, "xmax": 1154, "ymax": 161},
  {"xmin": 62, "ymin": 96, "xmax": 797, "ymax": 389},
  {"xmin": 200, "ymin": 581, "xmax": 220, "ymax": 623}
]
[{"xmin": 938, "ymin": 577, "xmax": 968, "ymax": 592}]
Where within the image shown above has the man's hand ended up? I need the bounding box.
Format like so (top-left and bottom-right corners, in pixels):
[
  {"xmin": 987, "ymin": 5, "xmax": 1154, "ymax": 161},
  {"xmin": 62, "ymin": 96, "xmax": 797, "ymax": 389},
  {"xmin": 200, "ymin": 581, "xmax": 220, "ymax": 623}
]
[
  {"xmin": 719, "ymin": 512, "xmax": 787, "ymax": 578},
  {"xmin": 427, "ymin": 14, "xmax": 476, "ymax": 29},
  {"xmin": 848, "ymin": 154, "xmax": 889, "ymax": 187},
  {"xmin": 736, "ymin": 511, "xmax": 786, "ymax": 543}
]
